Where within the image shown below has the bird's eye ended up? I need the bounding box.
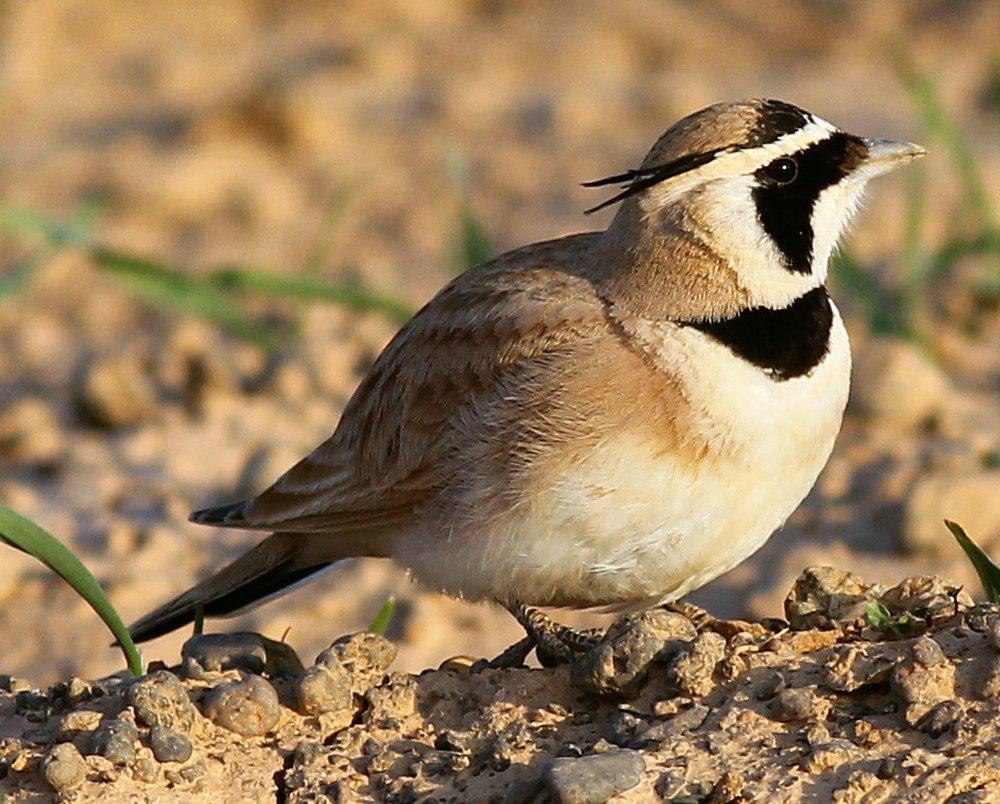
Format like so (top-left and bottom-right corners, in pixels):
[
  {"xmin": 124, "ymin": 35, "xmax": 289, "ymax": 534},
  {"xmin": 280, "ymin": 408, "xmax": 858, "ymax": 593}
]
[{"xmin": 763, "ymin": 157, "xmax": 797, "ymax": 186}]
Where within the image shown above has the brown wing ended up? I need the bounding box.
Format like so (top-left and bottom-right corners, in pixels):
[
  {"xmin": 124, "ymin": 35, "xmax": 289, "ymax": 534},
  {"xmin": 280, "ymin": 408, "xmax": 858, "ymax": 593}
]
[{"xmin": 193, "ymin": 234, "xmax": 610, "ymax": 535}]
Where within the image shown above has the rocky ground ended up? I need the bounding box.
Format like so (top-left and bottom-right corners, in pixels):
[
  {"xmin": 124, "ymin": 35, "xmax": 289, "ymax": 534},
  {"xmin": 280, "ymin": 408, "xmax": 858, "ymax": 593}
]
[
  {"xmin": 0, "ymin": 0, "xmax": 996, "ymax": 689},
  {"xmin": 4, "ymin": 568, "xmax": 1000, "ymax": 802},
  {"xmin": 0, "ymin": 2, "xmax": 997, "ymax": 800}
]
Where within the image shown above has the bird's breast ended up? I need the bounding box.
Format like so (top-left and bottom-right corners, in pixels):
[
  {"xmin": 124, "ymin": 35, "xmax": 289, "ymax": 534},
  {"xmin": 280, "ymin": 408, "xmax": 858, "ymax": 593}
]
[{"xmin": 399, "ymin": 301, "xmax": 850, "ymax": 609}]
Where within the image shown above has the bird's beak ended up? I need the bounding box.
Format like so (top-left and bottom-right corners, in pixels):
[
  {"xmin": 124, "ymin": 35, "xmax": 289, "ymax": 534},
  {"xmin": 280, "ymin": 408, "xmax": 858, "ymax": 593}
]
[{"xmin": 856, "ymin": 138, "xmax": 927, "ymax": 179}]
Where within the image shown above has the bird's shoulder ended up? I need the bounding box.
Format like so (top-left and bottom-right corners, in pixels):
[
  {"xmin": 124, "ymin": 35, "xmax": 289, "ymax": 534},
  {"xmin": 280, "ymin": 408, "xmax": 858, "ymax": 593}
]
[{"xmin": 334, "ymin": 232, "xmax": 612, "ymax": 466}]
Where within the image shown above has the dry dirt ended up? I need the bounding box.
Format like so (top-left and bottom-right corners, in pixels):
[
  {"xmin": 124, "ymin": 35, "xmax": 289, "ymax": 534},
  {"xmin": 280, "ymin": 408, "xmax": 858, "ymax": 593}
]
[
  {"xmin": 4, "ymin": 569, "xmax": 1000, "ymax": 802},
  {"xmin": 0, "ymin": 1, "xmax": 998, "ymax": 800}
]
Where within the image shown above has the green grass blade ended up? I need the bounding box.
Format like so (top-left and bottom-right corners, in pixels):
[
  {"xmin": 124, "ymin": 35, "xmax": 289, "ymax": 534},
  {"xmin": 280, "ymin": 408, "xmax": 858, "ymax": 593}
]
[
  {"xmin": 893, "ymin": 47, "xmax": 996, "ymax": 229},
  {"xmin": 926, "ymin": 228, "xmax": 1000, "ymax": 278},
  {"xmin": 0, "ymin": 206, "xmax": 82, "ymax": 247},
  {"xmin": 454, "ymin": 204, "xmax": 492, "ymax": 274},
  {"xmin": 865, "ymin": 601, "xmax": 892, "ymax": 629},
  {"xmin": 369, "ymin": 596, "xmax": 395, "ymax": 636},
  {"xmin": 206, "ymin": 267, "xmax": 415, "ymax": 324},
  {"xmin": 0, "ymin": 204, "xmax": 413, "ymax": 331},
  {"xmin": 444, "ymin": 143, "xmax": 493, "ymax": 274},
  {"xmin": 0, "ymin": 506, "xmax": 144, "ymax": 676},
  {"xmin": 945, "ymin": 519, "xmax": 1000, "ymax": 602},
  {"xmin": 91, "ymin": 248, "xmax": 281, "ymax": 349},
  {"xmin": 0, "ymin": 206, "xmax": 280, "ymax": 348}
]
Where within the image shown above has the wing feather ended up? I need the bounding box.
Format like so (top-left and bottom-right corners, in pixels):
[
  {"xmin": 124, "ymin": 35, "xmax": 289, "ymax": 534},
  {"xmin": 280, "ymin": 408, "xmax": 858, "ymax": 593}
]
[{"xmin": 198, "ymin": 234, "xmax": 609, "ymax": 535}]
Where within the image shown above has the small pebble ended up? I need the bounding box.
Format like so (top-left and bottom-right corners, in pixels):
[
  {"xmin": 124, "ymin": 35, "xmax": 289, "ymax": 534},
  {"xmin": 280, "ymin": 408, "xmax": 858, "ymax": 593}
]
[
  {"xmin": 90, "ymin": 717, "xmax": 139, "ymax": 765},
  {"xmin": 784, "ymin": 567, "xmax": 876, "ymax": 630},
  {"xmin": 655, "ymin": 771, "xmax": 686, "ymax": 799},
  {"xmin": 979, "ymin": 656, "xmax": 1000, "ymax": 699},
  {"xmin": 0, "ymin": 397, "xmax": 64, "ymax": 466},
  {"xmin": 315, "ymin": 632, "xmax": 397, "ymax": 694},
  {"xmin": 637, "ymin": 702, "xmax": 710, "ymax": 747},
  {"xmin": 43, "ymin": 742, "xmax": 87, "ymax": 791},
  {"xmin": 75, "ymin": 353, "xmax": 158, "ymax": 428},
  {"xmin": 877, "ymin": 755, "xmax": 904, "ymax": 780},
  {"xmin": 149, "ymin": 725, "xmax": 193, "ymax": 763},
  {"xmin": 421, "ymin": 750, "xmax": 469, "ymax": 775},
  {"xmin": 665, "ymin": 631, "xmax": 726, "ymax": 696},
  {"xmin": 911, "ymin": 637, "xmax": 947, "ymax": 668},
  {"xmin": 128, "ymin": 671, "xmax": 197, "ymax": 732},
  {"xmin": 57, "ymin": 709, "xmax": 102, "ymax": 740},
  {"xmin": 438, "ymin": 656, "xmax": 478, "ymax": 675},
  {"xmin": 771, "ymin": 688, "xmax": 816, "ymax": 722},
  {"xmin": 604, "ymin": 708, "xmax": 646, "ymax": 747},
  {"xmin": 823, "ymin": 645, "xmax": 899, "ymax": 693},
  {"xmin": 891, "ymin": 640, "xmax": 955, "ymax": 713},
  {"xmin": 988, "ymin": 617, "xmax": 1000, "ymax": 653},
  {"xmin": 165, "ymin": 758, "xmax": 207, "ymax": 786},
  {"xmin": 571, "ymin": 609, "xmax": 696, "ymax": 697},
  {"xmin": 365, "ymin": 673, "xmax": 417, "ymax": 721},
  {"xmin": 544, "ymin": 749, "xmax": 645, "ymax": 804},
  {"xmin": 296, "ymin": 662, "xmax": 352, "ymax": 716},
  {"xmin": 132, "ymin": 757, "xmax": 159, "ymax": 783},
  {"xmin": 918, "ymin": 699, "xmax": 962, "ymax": 738},
  {"xmin": 293, "ymin": 741, "xmax": 323, "ymax": 766},
  {"xmin": 755, "ymin": 670, "xmax": 788, "ymax": 700},
  {"xmin": 202, "ymin": 674, "xmax": 280, "ymax": 736},
  {"xmin": 803, "ymin": 739, "xmax": 862, "ymax": 773},
  {"xmin": 182, "ymin": 632, "xmax": 304, "ymax": 677}
]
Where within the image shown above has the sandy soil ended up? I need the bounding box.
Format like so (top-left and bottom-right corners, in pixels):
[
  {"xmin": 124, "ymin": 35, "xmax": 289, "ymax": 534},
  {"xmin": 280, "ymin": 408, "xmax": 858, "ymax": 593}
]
[{"xmin": 0, "ymin": 0, "xmax": 997, "ymax": 723}]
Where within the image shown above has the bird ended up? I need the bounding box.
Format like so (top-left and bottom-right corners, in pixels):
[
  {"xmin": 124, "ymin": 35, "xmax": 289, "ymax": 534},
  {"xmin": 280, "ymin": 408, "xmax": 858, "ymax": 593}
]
[{"xmin": 128, "ymin": 99, "xmax": 925, "ymax": 663}]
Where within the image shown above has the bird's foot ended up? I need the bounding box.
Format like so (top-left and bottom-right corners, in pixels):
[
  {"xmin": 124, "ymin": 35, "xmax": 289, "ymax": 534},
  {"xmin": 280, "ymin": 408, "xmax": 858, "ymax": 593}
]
[
  {"xmin": 662, "ymin": 600, "xmax": 717, "ymax": 632},
  {"xmin": 487, "ymin": 635, "xmax": 536, "ymax": 669},
  {"xmin": 505, "ymin": 603, "xmax": 604, "ymax": 667}
]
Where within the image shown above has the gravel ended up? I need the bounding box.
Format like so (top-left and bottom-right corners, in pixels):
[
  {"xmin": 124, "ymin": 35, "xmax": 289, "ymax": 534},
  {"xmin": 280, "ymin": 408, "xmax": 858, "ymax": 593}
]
[
  {"xmin": 784, "ymin": 566, "xmax": 878, "ymax": 630},
  {"xmin": 42, "ymin": 742, "xmax": 87, "ymax": 791},
  {"xmin": 543, "ymin": 749, "xmax": 645, "ymax": 804},
  {"xmin": 201, "ymin": 674, "xmax": 280, "ymax": 736},
  {"xmin": 128, "ymin": 671, "xmax": 197, "ymax": 732},
  {"xmin": 571, "ymin": 609, "xmax": 696, "ymax": 697},
  {"xmin": 314, "ymin": 632, "xmax": 397, "ymax": 694},
  {"xmin": 149, "ymin": 724, "xmax": 193, "ymax": 763},
  {"xmin": 296, "ymin": 662, "xmax": 353, "ymax": 716},
  {"xmin": 181, "ymin": 632, "xmax": 305, "ymax": 677},
  {"xmin": 771, "ymin": 687, "xmax": 818, "ymax": 722},
  {"xmin": 90, "ymin": 716, "xmax": 139, "ymax": 765}
]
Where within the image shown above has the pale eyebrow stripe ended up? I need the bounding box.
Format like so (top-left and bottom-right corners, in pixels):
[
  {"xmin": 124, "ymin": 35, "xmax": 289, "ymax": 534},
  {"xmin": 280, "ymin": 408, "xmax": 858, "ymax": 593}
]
[
  {"xmin": 639, "ymin": 120, "xmax": 837, "ymax": 211},
  {"xmin": 586, "ymin": 117, "xmax": 837, "ymax": 215}
]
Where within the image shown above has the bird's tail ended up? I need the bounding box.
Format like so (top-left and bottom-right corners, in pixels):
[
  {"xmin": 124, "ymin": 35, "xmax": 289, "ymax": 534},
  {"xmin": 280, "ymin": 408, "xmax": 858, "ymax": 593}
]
[{"xmin": 127, "ymin": 532, "xmax": 349, "ymax": 643}]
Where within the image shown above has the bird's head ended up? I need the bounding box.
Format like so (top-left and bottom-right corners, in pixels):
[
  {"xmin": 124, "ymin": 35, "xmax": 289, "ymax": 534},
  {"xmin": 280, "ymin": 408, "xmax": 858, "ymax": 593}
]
[{"xmin": 590, "ymin": 99, "xmax": 925, "ymax": 318}]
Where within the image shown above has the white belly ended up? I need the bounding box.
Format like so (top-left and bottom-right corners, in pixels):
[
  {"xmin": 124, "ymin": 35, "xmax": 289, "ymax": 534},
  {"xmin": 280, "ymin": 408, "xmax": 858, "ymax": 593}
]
[{"xmin": 402, "ymin": 306, "xmax": 851, "ymax": 608}]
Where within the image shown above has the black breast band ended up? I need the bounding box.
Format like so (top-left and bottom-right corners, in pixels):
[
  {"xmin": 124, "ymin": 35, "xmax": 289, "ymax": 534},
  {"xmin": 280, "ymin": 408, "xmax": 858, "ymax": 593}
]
[{"xmin": 681, "ymin": 286, "xmax": 833, "ymax": 381}]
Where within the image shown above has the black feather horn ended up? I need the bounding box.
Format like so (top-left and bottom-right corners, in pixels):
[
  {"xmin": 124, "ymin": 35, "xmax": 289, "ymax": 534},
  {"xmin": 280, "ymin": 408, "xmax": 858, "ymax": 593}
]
[{"xmin": 582, "ymin": 147, "xmax": 728, "ymax": 214}]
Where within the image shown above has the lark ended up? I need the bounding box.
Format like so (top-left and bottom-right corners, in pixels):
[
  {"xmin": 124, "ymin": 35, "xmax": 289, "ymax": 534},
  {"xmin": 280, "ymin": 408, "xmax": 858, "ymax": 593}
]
[{"xmin": 130, "ymin": 99, "xmax": 924, "ymax": 663}]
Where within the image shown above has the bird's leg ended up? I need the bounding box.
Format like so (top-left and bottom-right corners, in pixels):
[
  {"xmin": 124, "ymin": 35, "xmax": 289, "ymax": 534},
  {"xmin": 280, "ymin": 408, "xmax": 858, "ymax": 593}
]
[
  {"xmin": 662, "ymin": 600, "xmax": 717, "ymax": 632},
  {"xmin": 505, "ymin": 603, "xmax": 604, "ymax": 667}
]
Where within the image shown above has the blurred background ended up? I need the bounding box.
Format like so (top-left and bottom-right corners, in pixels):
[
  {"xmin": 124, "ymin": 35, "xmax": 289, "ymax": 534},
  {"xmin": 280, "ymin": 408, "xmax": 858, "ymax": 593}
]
[{"xmin": 0, "ymin": 1, "xmax": 996, "ymax": 685}]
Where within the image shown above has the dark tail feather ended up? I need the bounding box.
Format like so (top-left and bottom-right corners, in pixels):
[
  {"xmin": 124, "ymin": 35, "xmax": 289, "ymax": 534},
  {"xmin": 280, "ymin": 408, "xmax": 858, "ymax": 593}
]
[
  {"xmin": 189, "ymin": 499, "xmax": 253, "ymax": 528},
  {"xmin": 127, "ymin": 532, "xmax": 339, "ymax": 643}
]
